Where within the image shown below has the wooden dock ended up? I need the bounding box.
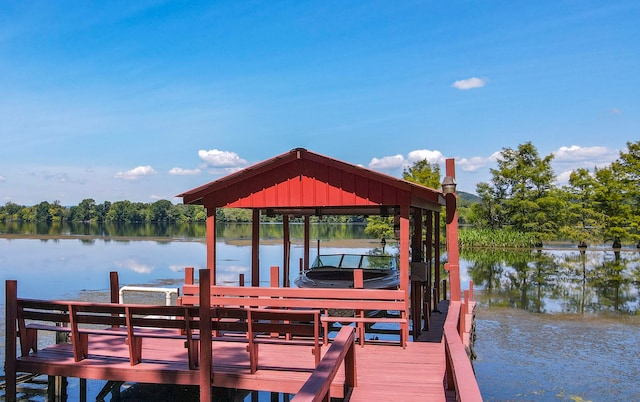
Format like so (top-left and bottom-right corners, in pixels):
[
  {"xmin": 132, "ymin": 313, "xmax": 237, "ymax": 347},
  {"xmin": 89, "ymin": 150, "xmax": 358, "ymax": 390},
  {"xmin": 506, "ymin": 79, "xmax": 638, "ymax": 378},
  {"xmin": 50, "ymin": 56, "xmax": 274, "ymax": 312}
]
[
  {"xmin": 8, "ymin": 329, "xmax": 450, "ymax": 402},
  {"xmin": 5, "ymin": 276, "xmax": 481, "ymax": 401}
]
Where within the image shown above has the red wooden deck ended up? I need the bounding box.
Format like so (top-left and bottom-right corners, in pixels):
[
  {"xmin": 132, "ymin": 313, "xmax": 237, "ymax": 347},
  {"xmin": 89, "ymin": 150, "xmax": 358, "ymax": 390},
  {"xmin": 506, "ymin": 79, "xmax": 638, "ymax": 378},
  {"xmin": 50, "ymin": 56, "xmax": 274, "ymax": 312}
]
[
  {"xmin": 13, "ymin": 335, "xmax": 345, "ymax": 397},
  {"xmin": 350, "ymin": 341, "xmax": 447, "ymax": 401},
  {"xmin": 13, "ymin": 335, "xmax": 449, "ymax": 401},
  {"xmin": 12, "ymin": 332, "xmax": 456, "ymax": 402}
]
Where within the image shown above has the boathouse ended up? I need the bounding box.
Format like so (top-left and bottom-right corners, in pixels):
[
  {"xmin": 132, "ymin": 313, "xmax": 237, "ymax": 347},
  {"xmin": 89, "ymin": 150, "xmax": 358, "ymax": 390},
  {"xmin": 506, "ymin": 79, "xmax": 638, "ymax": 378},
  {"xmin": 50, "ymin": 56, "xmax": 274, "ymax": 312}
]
[
  {"xmin": 4, "ymin": 148, "xmax": 481, "ymax": 401},
  {"xmin": 179, "ymin": 147, "xmax": 452, "ymax": 332}
]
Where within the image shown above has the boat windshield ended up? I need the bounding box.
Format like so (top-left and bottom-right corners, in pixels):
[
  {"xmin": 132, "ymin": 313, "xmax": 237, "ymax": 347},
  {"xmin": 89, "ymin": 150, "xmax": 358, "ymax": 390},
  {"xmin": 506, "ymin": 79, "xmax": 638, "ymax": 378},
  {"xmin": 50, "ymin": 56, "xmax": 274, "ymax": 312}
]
[{"xmin": 312, "ymin": 254, "xmax": 396, "ymax": 270}]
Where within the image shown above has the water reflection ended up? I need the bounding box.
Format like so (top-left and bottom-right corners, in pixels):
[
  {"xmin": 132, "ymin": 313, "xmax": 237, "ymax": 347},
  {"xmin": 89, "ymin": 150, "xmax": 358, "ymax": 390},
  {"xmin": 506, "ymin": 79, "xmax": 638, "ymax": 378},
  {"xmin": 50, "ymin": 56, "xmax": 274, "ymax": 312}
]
[
  {"xmin": 0, "ymin": 221, "xmax": 370, "ymax": 242},
  {"xmin": 464, "ymin": 248, "xmax": 640, "ymax": 314}
]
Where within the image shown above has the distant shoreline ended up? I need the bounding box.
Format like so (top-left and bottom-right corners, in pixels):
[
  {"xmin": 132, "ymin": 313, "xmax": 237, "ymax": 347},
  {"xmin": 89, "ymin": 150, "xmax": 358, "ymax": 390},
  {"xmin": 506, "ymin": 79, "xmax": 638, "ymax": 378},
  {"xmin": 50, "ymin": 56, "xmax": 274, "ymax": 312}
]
[{"xmin": 0, "ymin": 233, "xmax": 385, "ymax": 248}]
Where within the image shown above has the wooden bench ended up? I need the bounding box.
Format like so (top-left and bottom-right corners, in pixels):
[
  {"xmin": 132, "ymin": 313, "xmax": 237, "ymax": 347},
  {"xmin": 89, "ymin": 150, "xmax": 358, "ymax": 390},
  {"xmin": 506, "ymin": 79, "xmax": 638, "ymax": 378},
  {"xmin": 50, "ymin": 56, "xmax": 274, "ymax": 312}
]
[
  {"xmin": 180, "ymin": 268, "xmax": 409, "ymax": 348},
  {"xmin": 17, "ymin": 298, "xmax": 321, "ymax": 375},
  {"xmin": 207, "ymin": 307, "xmax": 322, "ymax": 373},
  {"xmin": 16, "ymin": 299, "xmax": 202, "ymax": 368},
  {"xmin": 5, "ymin": 277, "xmax": 346, "ymax": 402}
]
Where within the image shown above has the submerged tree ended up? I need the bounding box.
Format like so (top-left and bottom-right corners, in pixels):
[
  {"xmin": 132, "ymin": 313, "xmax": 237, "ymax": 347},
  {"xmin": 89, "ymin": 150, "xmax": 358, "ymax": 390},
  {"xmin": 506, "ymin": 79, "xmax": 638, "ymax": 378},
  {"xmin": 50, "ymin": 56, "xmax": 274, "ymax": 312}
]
[{"xmin": 473, "ymin": 142, "xmax": 559, "ymax": 243}]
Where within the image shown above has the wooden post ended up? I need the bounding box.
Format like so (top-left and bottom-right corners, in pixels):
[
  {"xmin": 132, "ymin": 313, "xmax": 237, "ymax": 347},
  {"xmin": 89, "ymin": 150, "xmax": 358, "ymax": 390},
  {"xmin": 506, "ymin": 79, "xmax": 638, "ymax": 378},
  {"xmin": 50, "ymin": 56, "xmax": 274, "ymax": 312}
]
[
  {"xmin": 5, "ymin": 280, "xmax": 17, "ymax": 402},
  {"xmin": 354, "ymin": 269, "xmax": 365, "ymax": 346},
  {"xmin": 184, "ymin": 267, "xmax": 194, "ymax": 285},
  {"xmin": 283, "ymin": 215, "xmax": 290, "ymax": 287},
  {"xmin": 110, "ymin": 271, "xmax": 119, "ymax": 303},
  {"xmin": 239, "ymin": 273, "xmax": 245, "ymax": 287},
  {"xmin": 399, "ymin": 203, "xmax": 411, "ymax": 346},
  {"xmin": 468, "ymin": 280, "xmax": 474, "ymax": 302},
  {"xmin": 304, "ymin": 216, "xmax": 310, "ymax": 270},
  {"xmin": 207, "ymin": 210, "xmax": 217, "ymax": 285},
  {"xmin": 80, "ymin": 378, "xmax": 87, "ymax": 402},
  {"xmin": 345, "ymin": 336, "xmax": 357, "ymax": 388},
  {"xmin": 270, "ymin": 266, "xmax": 280, "ymax": 288},
  {"xmin": 411, "ymin": 208, "xmax": 423, "ymax": 339},
  {"xmin": 434, "ymin": 211, "xmax": 441, "ymax": 306},
  {"xmin": 425, "ymin": 210, "xmax": 433, "ymax": 319},
  {"xmin": 464, "ymin": 290, "xmax": 470, "ymax": 315},
  {"xmin": 459, "ymin": 300, "xmax": 466, "ymax": 341},
  {"xmin": 252, "ymin": 209, "xmax": 260, "ymax": 287},
  {"xmin": 110, "ymin": 271, "xmax": 120, "ymax": 330},
  {"xmin": 442, "ymin": 279, "xmax": 447, "ymax": 301},
  {"xmin": 199, "ymin": 269, "xmax": 212, "ymax": 402},
  {"xmin": 444, "ymin": 158, "xmax": 461, "ymax": 301}
]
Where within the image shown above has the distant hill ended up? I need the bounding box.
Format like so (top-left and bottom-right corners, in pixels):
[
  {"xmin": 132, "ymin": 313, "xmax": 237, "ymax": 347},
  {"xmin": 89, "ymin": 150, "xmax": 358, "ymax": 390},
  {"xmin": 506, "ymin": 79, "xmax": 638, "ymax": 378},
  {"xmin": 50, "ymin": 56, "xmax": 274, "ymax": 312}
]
[{"xmin": 458, "ymin": 191, "xmax": 481, "ymax": 205}]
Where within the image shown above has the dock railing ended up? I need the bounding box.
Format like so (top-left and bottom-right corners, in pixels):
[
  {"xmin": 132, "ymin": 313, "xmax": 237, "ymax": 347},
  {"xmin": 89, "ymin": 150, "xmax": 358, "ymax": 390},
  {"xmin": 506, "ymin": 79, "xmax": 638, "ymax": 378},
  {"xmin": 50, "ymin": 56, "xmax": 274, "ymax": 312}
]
[
  {"xmin": 291, "ymin": 325, "xmax": 357, "ymax": 402},
  {"xmin": 443, "ymin": 282, "xmax": 482, "ymax": 401}
]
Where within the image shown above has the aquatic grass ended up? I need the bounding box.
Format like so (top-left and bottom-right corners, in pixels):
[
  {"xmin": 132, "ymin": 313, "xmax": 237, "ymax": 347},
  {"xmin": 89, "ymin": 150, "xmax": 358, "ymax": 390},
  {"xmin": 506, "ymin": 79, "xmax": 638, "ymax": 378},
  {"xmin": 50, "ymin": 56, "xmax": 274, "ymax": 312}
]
[{"xmin": 459, "ymin": 228, "xmax": 537, "ymax": 248}]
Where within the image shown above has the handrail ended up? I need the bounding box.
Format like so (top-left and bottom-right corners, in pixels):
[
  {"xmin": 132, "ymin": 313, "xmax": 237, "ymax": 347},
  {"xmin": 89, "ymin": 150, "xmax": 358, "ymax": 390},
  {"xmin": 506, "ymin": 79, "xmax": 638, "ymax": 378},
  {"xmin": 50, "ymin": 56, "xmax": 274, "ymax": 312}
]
[
  {"xmin": 443, "ymin": 301, "xmax": 482, "ymax": 401},
  {"xmin": 291, "ymin": 326, "xmax": 357, "ymax": 402}
]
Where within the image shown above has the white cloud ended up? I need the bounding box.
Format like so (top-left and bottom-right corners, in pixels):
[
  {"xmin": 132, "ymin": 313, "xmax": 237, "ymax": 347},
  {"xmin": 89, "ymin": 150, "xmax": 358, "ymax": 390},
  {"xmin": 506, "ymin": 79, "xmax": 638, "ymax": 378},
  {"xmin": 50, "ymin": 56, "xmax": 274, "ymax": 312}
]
[
  {"xmin": 115, "ymin": 258, "xmax": 153, "ymax": 274},
  {"xmin": 0, "ymin": 175, "xmax": 5, "ymax": 182},
  {"xmin": 368, "ymin": 154, "xmax": 405, "ymax": 170},
  {"xmin": 457, "ymin": 156, "xmax": 491, "ymax": 172},
  {"xmin": 169, "ymin": 264, "xmax": 200, "ymax": 272},
  {"xmin": 169, "ymin": 167, "xmax": 201, "ymax": 175},
  {"xmin": 114, "ymin": 165, "xmax": 157, "ymax": 180},
  {"xmin": 407, "ymin": 149, "xmax": 446, "ymax": 164},
  {"xmin": 198, "ymin": 149, "xmax": 248, "ymax": 167},
  {"xmin": 553, "ymin": 145, "xmax": 617, "ymax": 164},
  {"xmin": 452, "ymin": 77, "xmax": 487, "ymax": 90},
  {"xmin": 609, "ymin": 108, "xmax": 622, "ymax": 115},
  {"xmin": 555, "ymin": 170, "xmax": 575, "ymax": 185}
]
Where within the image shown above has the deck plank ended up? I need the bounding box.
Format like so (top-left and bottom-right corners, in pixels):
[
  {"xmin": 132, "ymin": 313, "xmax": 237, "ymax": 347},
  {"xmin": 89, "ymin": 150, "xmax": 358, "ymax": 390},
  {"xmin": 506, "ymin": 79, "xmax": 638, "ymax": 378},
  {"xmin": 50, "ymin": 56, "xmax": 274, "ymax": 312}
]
[{"xmin": 13, "ymin": 315, "xmax": 450, "ymax": 401}]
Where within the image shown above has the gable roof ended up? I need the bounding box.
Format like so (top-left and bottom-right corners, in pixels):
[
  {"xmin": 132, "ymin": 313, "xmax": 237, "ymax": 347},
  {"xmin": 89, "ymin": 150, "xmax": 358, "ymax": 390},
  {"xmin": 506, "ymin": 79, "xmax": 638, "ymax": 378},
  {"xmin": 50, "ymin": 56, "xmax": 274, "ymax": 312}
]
[{"xmin": 177, "ymin": 148, "xmax": 444, "ymax": 214}]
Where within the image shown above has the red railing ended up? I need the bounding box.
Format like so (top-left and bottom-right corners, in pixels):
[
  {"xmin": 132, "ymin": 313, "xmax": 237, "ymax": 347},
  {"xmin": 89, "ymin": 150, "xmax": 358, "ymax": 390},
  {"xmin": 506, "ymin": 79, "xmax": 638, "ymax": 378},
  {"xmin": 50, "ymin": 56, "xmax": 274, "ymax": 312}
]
[{"xmin": 443, "ymin": 283, "xmax": 482, "ymax": 401}]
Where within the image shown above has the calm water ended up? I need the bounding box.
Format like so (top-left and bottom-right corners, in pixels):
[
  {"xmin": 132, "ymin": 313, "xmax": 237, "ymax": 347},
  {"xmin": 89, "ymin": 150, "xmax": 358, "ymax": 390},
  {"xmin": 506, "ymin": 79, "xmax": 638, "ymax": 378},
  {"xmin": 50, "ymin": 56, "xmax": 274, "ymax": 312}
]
[{"xmin": 1, "ymin": 224, "xmax": 639, "ymax": 401}]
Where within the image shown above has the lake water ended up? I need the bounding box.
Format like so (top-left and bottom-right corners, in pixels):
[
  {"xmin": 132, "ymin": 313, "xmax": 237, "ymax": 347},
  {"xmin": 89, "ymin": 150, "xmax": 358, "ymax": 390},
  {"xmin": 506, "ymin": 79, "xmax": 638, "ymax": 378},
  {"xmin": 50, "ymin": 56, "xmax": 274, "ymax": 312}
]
[{"xmin": 1, "ymin": 227, "xmax": 639, "ymax": 401}]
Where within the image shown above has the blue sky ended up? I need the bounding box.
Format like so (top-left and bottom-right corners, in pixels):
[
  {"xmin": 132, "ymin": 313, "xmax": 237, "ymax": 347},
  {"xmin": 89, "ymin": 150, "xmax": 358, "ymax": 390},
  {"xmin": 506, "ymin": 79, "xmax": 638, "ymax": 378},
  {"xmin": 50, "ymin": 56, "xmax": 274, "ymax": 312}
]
[{"xmin": 1, "ymin": 1, "xmax": 638, "ymax": 205}]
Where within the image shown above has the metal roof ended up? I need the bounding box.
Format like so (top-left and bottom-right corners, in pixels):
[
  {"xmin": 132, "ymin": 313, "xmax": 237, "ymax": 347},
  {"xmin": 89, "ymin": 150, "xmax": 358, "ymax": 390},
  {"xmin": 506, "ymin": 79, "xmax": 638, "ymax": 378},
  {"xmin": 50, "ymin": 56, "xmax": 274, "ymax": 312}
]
[{"xmin": 178, "ymin": 148, "xmax": 444, "ymax": 214}]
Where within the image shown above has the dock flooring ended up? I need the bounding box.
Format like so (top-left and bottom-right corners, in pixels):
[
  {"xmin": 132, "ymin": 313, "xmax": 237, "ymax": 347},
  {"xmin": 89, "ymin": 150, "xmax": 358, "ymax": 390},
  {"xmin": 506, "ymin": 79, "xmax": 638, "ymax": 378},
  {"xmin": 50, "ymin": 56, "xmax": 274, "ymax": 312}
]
[{"xmin": 10, "ymin": 302, "xmax": 457, "ymax": 401}]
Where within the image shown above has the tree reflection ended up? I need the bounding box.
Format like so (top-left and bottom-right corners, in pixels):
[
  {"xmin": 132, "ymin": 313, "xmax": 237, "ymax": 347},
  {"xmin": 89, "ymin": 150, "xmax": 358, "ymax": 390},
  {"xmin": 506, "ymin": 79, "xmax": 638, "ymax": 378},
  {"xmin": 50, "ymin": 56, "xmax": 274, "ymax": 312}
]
[{"xmin": 464, "ymin": 248, "xmax": 639, "ymax": 315}]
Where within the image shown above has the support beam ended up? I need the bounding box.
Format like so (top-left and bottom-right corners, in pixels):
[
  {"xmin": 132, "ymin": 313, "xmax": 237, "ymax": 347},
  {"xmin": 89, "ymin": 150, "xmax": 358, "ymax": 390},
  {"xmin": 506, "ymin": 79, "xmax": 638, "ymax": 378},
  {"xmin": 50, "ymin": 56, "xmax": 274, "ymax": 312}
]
[
  {"xmin": 444, "ymin": 158, "xmax": 461, "ymax": 301},
  {"xmin": 252, "ymin": 209, "xmax": 260, "ymax": 287},
  {"xmin": 199, "ymin": 269, "xmax": 212, "ymax": 402},
  {"xmin": 5, "ymin": 280, "xmax": 17, "ymax": 402},
  {"xmin": 303, "ymin": 216, "xmax": 310, "ymax": 270},
  {"xmin": 206, "ymin": 209, "xmax": 217, "ymax": 285},
  {"xmin": 283, "ymin": 215, "xmax": 290, "ymax": 287},
  {"xmin": 399, "ymin": 203, "xmax": 410, "ymax": 343}
]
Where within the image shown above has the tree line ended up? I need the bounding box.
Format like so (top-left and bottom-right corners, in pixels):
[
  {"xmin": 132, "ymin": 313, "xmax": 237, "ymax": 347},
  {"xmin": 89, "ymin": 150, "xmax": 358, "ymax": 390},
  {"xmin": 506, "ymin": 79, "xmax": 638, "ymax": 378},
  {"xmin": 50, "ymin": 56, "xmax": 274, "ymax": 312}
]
[
  {"xmin": 366, "ymin": 140, "xmax": 639, "ymax": 248},
  {"xmin": 2, "ymin": 140, "xmax": 638, "ymax": 246},
  {"xmin": 0, "ymin": 198, "xmax": 364, "ymax": 224},
  {"xmin": 469, "ymin": 140, "xmax": 639, "ymax": 247}
]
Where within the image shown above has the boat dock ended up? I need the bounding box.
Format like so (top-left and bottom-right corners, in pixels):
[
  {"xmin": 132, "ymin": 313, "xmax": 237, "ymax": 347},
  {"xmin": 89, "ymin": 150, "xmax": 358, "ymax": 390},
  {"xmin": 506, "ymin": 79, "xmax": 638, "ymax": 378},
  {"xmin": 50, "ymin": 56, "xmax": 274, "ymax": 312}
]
[
  {"xmin": 4, "ymin": 150, "xmax": 482, "ymax": 400},
  {"xmin": 4, "ymin": 275, "xmax": 479, "ymax": 401}
]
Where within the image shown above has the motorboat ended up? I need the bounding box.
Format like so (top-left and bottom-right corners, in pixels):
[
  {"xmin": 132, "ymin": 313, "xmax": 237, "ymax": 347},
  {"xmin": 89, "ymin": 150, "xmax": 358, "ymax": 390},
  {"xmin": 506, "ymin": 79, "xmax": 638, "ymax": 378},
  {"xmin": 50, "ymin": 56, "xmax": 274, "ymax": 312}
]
[{"xmin": 294, "ymin": 253, "xmax": 400, "ymax": 289}]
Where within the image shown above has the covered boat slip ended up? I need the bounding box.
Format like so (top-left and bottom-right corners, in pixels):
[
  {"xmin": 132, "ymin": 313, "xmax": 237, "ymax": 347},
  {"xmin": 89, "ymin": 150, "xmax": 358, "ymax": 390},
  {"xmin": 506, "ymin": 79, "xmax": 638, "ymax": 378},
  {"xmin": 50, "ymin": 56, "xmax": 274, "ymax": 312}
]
[
  {"xmin": 177, "ymin": 148, "xmax": 450, "ymax": 340},
  {"xmin": 4, "ymin": 149, "xmax": 481, "ymax": 400}
]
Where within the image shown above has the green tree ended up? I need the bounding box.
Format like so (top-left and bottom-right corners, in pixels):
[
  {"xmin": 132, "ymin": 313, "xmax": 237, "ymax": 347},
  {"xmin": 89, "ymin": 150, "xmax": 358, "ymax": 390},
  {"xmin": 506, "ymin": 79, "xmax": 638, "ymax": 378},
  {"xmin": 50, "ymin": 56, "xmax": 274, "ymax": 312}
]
[
  {"xmin": 561, "ymin": 168, "xmax": 604, "ymax": 244},
  {"xmin": 148, "ymin": 200, "xmax": 175, "ymax": 222},
  {"xmin": 35, "ymin": 201, "xmax": 52, "ymax": 222},
  {"xmin": 611, "ymin": 141, "xmax": 640, "ymax": 243},
  {"xmin": 592, "ymin": 165, "xmax": 631, "ymax": 246},
  {"xmin": 402, "ymin": 159, "xmax": 441, "ymax": 188},
  {"xmin": 69, "ymin": 198, "xmax": 96, "ymax": 221},
  {"xmin": 475, "ymin": 142, "xmax": 558, "ymax": 243}
]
